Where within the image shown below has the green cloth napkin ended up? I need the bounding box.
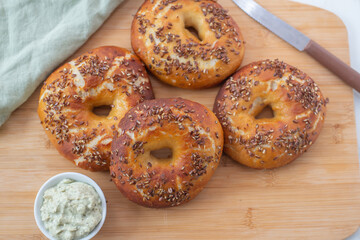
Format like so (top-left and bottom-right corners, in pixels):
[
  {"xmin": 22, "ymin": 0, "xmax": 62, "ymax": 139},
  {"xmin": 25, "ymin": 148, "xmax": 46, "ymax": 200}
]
[{"xmin": 0, "ymin": 0, "xmax": 123, "ymax": 127}]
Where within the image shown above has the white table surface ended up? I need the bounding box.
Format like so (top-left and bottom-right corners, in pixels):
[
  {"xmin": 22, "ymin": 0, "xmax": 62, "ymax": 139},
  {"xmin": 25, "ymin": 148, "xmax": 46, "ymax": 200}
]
[{"xmin": 289, "ymin": 0, "xmax": 360, "ymax": 238}]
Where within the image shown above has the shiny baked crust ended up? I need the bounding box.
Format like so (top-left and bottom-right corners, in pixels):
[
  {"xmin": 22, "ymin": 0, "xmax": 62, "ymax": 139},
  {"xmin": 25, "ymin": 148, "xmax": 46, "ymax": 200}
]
[
  {"xmin": 38, "ymin": 46, "xmax": 154, "ymax": 171},
  {"xmin": 214, "ymin": 59, "xmax": 328, "ymax": 169},
  {"xmin": 110, "ymin": 98, "xmax": 223, "ymax": 207},
  {"xmin": 131, "ymin": 0, "xmax": 245, "ymax": 89}
]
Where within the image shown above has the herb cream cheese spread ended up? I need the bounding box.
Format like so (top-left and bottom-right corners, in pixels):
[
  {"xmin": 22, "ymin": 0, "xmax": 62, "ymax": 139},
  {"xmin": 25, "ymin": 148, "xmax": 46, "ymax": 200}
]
[{"xmin": 40, "ymin": 178, "xmax": 102, "ymax": 240}]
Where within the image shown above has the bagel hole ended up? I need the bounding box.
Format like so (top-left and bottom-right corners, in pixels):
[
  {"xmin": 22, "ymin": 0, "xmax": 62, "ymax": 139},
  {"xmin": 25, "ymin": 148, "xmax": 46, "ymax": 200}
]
[
  {"xmin": 150, "ymin": 148, "xmax": 173, "ymax": 159},
  {"xmin": 92, "ymin": 105, "xmax": 112, "ymax": 116},
  {"xmin": 185, "ymin": 26, "xmax": 202, "ymax": 41},
  {"xmin": 255, "ymin": 105, "xmax": 274, "ymax": 119}
]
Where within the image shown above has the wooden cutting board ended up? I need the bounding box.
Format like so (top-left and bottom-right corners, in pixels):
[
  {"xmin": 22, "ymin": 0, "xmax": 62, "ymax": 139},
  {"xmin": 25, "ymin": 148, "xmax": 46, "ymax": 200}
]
[{"xmin": 1, "ymin": 0, "xmax": 359, "ymax": 239}]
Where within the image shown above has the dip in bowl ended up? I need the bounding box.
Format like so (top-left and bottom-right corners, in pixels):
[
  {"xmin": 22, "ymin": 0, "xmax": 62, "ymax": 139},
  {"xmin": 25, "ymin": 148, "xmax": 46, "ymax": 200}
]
[{"xmin": 34, "ymin": 172, "xmax": 107, "ymax": 240}]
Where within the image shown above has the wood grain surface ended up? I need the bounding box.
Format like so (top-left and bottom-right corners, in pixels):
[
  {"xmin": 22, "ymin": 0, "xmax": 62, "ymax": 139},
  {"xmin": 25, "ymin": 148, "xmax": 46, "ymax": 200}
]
[{"xmin": 1, "ymin": 0, "xmax": 360, "ymax": 239}]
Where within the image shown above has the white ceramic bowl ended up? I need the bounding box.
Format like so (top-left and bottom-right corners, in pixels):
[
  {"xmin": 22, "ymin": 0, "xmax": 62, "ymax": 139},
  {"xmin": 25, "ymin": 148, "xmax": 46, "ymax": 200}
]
[{"xmin": 34, "ymin": 172, "xmax": 107, "ymax": 240}]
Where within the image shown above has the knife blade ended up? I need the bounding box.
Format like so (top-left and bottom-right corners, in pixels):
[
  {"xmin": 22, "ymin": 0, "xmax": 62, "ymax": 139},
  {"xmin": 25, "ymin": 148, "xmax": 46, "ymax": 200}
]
[{"xmin": 232, "ymin": 0, "xmax": 360, "ymax": 92}]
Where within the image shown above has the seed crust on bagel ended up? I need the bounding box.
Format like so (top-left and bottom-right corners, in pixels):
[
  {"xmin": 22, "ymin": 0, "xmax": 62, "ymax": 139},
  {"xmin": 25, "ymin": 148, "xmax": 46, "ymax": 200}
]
[
  {"xmin": 111, "ymin": 98, "xmax": 224, "ymax": 207},
  {"xmin": 131, "ymin": 0, "xmax": 245, "ymax": 89},
  {"xmin": 38, "ymin": 46, "xmax": 154, "ymax": 171},
  {"xmin": 214, "ymin": 59, "xmax": 328, "ymax": 169}
]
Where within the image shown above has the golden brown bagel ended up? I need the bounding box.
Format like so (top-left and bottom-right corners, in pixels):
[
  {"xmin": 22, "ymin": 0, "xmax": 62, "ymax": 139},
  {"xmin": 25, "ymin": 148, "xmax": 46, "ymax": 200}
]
[
  {"xmin": 214, "ymin": 59, "xmax": 328, "ymax": 169},
  {"xmin": 110, "ymin": 98, "xmax": 223, "ymax": 207},
  {"xmin": 38, "ymin": 46, "xmax": 154, "ymax": 171},
  {"xmin": 131, "ymin": 0, "xmax": 245, "ymax": 89}
]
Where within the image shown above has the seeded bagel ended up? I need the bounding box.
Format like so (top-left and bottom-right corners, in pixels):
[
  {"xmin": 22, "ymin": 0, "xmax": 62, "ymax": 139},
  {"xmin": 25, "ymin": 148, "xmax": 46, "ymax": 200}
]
[
  {"xmin": 38, "ymin": 46, "xmax": 154, "ymax": 171},
  {"xmin": 110, "ymin": 98, "xmax": 223, "ymax": 207},
  {"xmin": 214, "ymin": 59, "xmax": 328, "ymax": 169},
  {"xmin": 131, "ymin": 0, "xmax": 245, "ymax": 89}
]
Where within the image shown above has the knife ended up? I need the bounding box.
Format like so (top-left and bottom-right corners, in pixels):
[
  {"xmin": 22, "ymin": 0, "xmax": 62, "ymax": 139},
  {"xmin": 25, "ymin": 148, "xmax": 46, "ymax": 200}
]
[{"xmin": 232, "ymin": 0, "xmax": 360, "ymax": 92}]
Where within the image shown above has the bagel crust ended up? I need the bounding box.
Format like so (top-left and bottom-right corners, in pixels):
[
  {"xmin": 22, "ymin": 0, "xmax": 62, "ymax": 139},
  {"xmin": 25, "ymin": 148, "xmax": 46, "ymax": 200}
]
[
  {"xmin": 214, "ymin": 59, "xmax": 328, "ymax": 169},
  {"xmin": 38, "ymin": 46, "xmax": 154, "ymax": 171},
  {"xmin": 110, "ymin": 98, "xmax": 224, "ymax": 207},
  {"xmin": 131, "ymin": 0, "xmax": 245, "ymax": 89}
]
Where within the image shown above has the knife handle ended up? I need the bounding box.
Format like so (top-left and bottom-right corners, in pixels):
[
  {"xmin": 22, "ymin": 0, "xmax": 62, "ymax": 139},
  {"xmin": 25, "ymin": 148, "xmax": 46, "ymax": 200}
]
[{"xmin": 304, "ymin": 40, "xmax": 360, "ymax": 92}]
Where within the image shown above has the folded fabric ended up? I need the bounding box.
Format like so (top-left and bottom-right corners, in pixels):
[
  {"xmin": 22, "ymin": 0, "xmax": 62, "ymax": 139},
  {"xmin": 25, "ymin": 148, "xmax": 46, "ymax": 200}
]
[{"xmin": 0, "ymin": 0, "xmax": 123, "ymax": 127}]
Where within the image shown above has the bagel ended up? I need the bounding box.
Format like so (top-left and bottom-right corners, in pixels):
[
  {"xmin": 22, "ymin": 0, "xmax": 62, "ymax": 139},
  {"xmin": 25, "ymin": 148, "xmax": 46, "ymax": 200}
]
[
  {"xmin": 38, "ymin": 46, "xmax": 154, "ymax": 171},
  {"xmin": 214, "ymin": 59, "xmax": 328, "ymax": 169},
  {"xmin": 110, "ymin": 98, "xmax": 224, "ymax": 207},
  {"xmin": 131, "ymin": 0, "xmax": 245, "ymax": 89}
]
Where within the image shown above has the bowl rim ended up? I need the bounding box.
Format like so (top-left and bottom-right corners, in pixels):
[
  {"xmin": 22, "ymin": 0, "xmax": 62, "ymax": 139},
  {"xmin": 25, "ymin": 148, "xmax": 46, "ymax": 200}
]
[{"xmin": 34, "ymin": 172, "xmax": 107, "ymax": 240}]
